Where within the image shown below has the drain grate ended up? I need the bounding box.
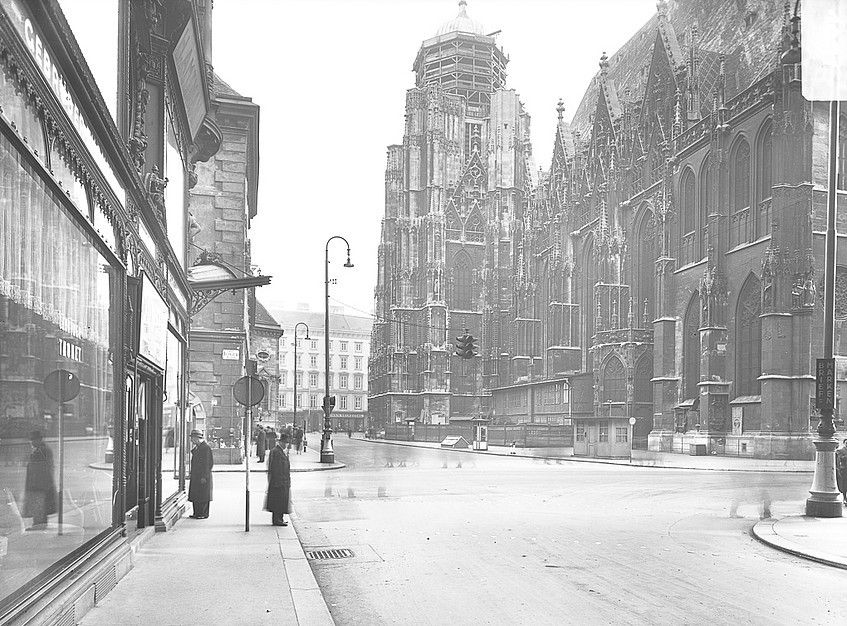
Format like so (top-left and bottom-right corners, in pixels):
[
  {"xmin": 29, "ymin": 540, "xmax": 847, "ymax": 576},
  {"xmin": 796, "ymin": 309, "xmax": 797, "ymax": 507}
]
[{"xmin": 306, "ymin": 548, "xmax": 354, "ymax": 560}]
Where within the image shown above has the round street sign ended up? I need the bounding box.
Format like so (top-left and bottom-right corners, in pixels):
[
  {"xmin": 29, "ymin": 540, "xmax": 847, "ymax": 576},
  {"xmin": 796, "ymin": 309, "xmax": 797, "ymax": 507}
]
[
  {"xmin": 233, "ymin": 375, "xmax": 265, "ymax": 407},
  {"xmin": 43, "ymin": 370, "xmax": 80, "ymax": 403},
  {"xmin": 629, "ymin": 417, "xmax": 637, "ymax": 425}
]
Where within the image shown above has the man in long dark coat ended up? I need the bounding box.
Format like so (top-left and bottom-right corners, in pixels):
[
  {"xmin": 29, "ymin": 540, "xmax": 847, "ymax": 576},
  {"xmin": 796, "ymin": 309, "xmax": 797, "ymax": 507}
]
[
  {"xmin": 188, "ymin": 429, "xmax": 213, "ymax": 519},
  {"xmin": 256, "ymin": 426, "xmax": 267, "ymax": 463},
  {"xmin": 265, "ymin": 433, "xmax": 291, "ymax": 526},
  {"xmin": 265, "ymin": 426, "xmax": 277, "ymax": 460},
  {"xmin": 23, "ymin": 431, "xmax": 56, "ymax": 530}
]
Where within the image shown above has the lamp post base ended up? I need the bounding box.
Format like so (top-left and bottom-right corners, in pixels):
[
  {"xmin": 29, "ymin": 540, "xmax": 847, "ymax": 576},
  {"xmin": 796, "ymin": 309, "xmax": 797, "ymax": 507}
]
[
  {"xmin": 805, "ymin": 437, "xmax": 843, "ymax": 518},
  {"xmin": 320, "ymin": 435, "xmax": 335, "ymax": 464}
]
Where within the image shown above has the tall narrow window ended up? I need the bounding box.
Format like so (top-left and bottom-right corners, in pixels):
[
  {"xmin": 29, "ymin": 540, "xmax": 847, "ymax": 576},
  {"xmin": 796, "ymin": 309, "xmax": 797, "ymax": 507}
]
[
  {"xmin": 603, "ymin": 357, "xmax": 626, "ymax": 403},
  {"xmin": 635, "ymin": 210, "xmax": 656, "ymax": 327},
  {"xmin": 699, "ymin": 155, "xmax": 711, "ymax": 259},
  {"xmin": 634, "ymin": 356, "xmax": 653, "ymax": 404},
  {"xmin": 583, "ymin": 238, "xmax": 596, "ymax": 370},
  {"xmin": 683, "ymin": 291, "xmax": 700, "ymax": 400},
  {"xmin": 730, "ymin": 138, "xmax": 751, "ymax": 247},
  {"xmin": 452, "ymin": 251, "xmax": 473, "ymax": 310},
  {"xmin": 680, "ymin": 168, "xmax": 696, "ymax": 266},
  {"xmin": 757, "ymin": 122, "xmax": 773, "ymax": 238},
  {"xmin": 735, "ymin": 274, "xmax": 762, "ymax": 397}
]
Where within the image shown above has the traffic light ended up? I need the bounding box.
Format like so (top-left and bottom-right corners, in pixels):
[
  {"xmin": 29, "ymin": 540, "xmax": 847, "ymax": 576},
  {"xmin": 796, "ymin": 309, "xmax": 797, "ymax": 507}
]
[{"xmin": 455, "ymin": 330, "xmax": 477, "ymax": 360}]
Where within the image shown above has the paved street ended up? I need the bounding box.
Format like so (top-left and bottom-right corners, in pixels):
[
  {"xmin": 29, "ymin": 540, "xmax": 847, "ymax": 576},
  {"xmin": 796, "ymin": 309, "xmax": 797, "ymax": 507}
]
[{"xmin": 293, "ymin": 437, "xmax": 846, "ymax": 626}]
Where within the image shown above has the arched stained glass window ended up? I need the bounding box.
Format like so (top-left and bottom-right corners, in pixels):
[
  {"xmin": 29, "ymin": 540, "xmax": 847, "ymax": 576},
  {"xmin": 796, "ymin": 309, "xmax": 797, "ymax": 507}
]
[
  {"xmin": 634, "ymin": 355, "xmax": 653, "ymax": 403},
  {"xmin": 735, "ymin": 275, "xmax": 762, "ymax": 397},
  {"xmin": 758, "ymin": 123, "xmax": 773, "ymax": 201},
  {"xmin": 683, "ymin": 291, "xmax": 700, "ymax": 400},
  {"xmin": 603, "ymin": 357, "xmax": 626, "ymax": 403},
  {"xmin": 681, "ymin": 168, "xmax": 696, "ymax": 235},
  {"xmin": 583, "ymin": 238, "xmax": 596, "ymax": 370},
  {"xmin": 635, "ymin": 209, "xmax": 656, "ymax": 326},
  {"xmin": 733, "ymin": 138, "xmax": 751, "ymax": 212},
  {"xmin": 699, "ymin": 156, "xmax": 711, "ymax": 259},
  {"xmin": 452, "ymin": 251, "xmax": 473, "ymax": 310}
]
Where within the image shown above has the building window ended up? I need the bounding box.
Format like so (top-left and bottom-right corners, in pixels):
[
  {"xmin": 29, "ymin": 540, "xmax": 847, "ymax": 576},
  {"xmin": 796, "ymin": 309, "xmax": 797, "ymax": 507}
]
[
  {"xmin": 297, "ymin": 393, "xmax": 303, "ymax": 408},
  {"xmin": 576, "ymin": 424, "xmax": 586, "ymax": 442},
  {"xmin": 736, "ymin": 274, "xmax": 762, "ymax": 397},
  {"xmin": 295, "ymin": 372, "xmax": 303, "ymax": 387},
  {"xmin": 615, "ymin": 427, "xmax": 628, "ymax": 443},
  {"xmin": 683, "ymin": 291, "xmax": 700, "ymax": 400},
  {"xmin": 340, "ymin": 356, "xmax": 348, "ymax": 369},
  {"xmin": 699, "ymin": 155, "xmax": 711, "ymax": 259},
  {"xmin": 309, "ymin": 372, "xmax": 318, "ymax": 387},
  {"xmin": 452, "ymin": 251, "xmax": 475, "ymax": 310},
  {"xmin": 354, "ymin": 396, "xmax": 362, "ymax": 410},
  {"xmin": 296, "ymin": 353, "xmax": 302, "ymax": 367},
  {"xmin": 309, "ymin": 354, "xmax": 317, "ymax": 368},
  {"xmin": 310, "ymin": 394, "xmax": 318, "ymax": 409},
  {"xmin": 281, "ymin": 371, "xmax": 287, "ymax": 386},
  {"xmin": 599, "ymin": 423, "xmax": 609, "ymax": 443},
  {"xmin": 602, "ymin": 358, "xmax": 626, "ymax": 403},
  {"xmin": 328, "ymin": 373, "xmax": 334, "ymax": 388},
  {"xmin": 340, "ymin": 373, "xmax": 349, "ymax": 389},
  {"xmin": 355, "ymin": 342, "xmax": 362, "ymax": 352},
  {"xmin": 730, "ymin": 137, "xmax": 751, "ymax": 247},
  {"xmin": 680, "ymin": 168, "xmax": 696, "ymax": 266},
  {"xmin": 340, "ymin": 395, "xmax": 348, "ymax": 410},
  {"xmin": 839, "ymin": 114, "xmax": 847, "ymax": 190},
  {"xmin": 311, "ymin": 339, "xmax": 317, "ymax": 350},
  {"xmin": 635, "ymin": 211, "xmax": 656, "ymax": 327},
  {"xmin": 280, "ymin": 394, "xmax": 287, "ymax": 408},
  {"xmin": 756, "ymin": 121, "xmax": 773, "ymax": 237},
  {"xmin": 340, "ymin": 341, "xmax": 348, "ymax": 352},
  {"xmin": 354, "ymin": 374, "xmax": 363, "ymax": 390},
  {"xmin": 354, "ymin": 356, "xmax": 362, "ymax": 370}
]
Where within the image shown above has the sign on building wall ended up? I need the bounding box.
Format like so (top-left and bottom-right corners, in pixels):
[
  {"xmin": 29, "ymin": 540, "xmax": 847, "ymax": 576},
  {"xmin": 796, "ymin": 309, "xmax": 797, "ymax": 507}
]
[
  {"xmin": 138, "ymin": 274, "xmax": 168, "ymax": 368},
  {"xmin": 172, "ymin": 20, "xmax": 207, "ymax": 139},
  {"xmin": 222, "ymin": 349, "xmax": 240, "ymax": 361}
]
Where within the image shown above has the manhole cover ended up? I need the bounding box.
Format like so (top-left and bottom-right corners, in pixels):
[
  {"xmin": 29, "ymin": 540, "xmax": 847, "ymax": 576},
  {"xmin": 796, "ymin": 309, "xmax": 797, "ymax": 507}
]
[{"xmin": 306, "ymin": 548, "xmax": 355, "ymax": 560}]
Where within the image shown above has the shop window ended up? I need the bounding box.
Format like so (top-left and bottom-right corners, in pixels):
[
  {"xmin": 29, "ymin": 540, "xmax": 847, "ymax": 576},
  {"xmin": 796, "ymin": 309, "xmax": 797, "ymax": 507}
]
[
  {"xmin": 576, "ymin": 424, "xmax": 586, "ymax": 442},
  {"xmin": 599, "ymin": 423, "xmax": 609, "ymax": 442},
  {"xmin": 616, "ymin": 427, "xmax": 628, "ymax": 443},
  {"xmin": 0, "ymin": 134, "xmax": 118, "ymax": 601},
  {"xmin": 161, "ymin": 330, "xmax": 185, "ymax": 502}
]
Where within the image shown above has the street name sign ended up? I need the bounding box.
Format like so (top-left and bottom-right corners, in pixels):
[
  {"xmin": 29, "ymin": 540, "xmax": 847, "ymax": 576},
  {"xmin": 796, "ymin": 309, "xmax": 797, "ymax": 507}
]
[{"xmin": 816, "ymin": 358, "xmax": 836, "ymax": 410}]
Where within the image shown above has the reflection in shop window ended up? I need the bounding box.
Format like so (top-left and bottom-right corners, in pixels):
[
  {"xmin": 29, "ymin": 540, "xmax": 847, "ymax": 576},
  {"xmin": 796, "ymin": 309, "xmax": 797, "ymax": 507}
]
[
  {"xmin": 0, "ymin": 64, "xmax": 46, "ymax": 160},
  {"xmin": 161, "ymin": 330, "xmax": 184, "ymax": 501},
  {"xmin": 0, "ymin": 133, "xmax": 117, "ymax": 602}
]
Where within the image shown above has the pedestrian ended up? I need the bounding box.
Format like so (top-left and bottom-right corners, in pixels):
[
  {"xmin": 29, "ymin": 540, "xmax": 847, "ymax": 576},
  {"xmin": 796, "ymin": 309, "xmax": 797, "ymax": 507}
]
[
  {"xmin": 347, "ymin": 428, "xmax": 352, "ymax": 438},
  {"xmin": 23, "ymin": 431, "xmax": 56, "ymax": 531},
  {"xmin": 256, "ymin": 426, "xmax": 267, "ymax": 463},
  {"xmin": 510, "ymin": 440, "xmax": 517, "ymax": 455},
  {"xmin": 188, "ymin": 429, "xmax": 213, "ymax": 519},
  {"xmin": 293, "ymin": 427, "xmax": 303, "ymax": 455},
  {"xmin": 265, "ymin": 426, "xmax": 277, "ymax": 457},
  {"xmin": 265, "ymin": 433, "xmax": 291, "ymax": 526},
  {"xmin": 836, "ymin": 438, "xmax": 847, "ymax": 505}
]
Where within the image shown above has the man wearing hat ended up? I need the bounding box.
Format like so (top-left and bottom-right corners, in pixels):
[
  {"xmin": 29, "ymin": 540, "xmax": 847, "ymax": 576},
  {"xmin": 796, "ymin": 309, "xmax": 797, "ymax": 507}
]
[
  {"xmin": 188, "ymin": 429, "xmax": 213, "ymax": 519},
  {"xmin": 265, "ymin": 433, "xmax": 291, "ymax": 526}
]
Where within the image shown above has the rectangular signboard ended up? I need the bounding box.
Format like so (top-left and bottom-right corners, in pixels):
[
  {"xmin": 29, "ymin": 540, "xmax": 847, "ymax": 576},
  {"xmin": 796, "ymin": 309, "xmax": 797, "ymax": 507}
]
[
  {"xmin": 139, "ymin": 274, "xmax": 168, "ymax": 369},
  {"xmin": 816, "ymin": 358, "xmax": 836, "ymax": 410}
]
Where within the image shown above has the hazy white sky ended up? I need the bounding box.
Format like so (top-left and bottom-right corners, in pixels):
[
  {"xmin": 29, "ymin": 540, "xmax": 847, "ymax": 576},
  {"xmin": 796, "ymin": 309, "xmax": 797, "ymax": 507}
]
[{"xmin": 62, "ymin": 0, "xmax": 659, "ymax": 319}]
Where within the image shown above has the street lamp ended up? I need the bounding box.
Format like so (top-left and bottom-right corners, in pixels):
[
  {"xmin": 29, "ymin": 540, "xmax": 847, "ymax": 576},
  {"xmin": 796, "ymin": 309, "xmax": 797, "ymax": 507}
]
[
  {"xmin": 292, "ymin": 322, "xmax": 310, "ymax": 438},
  {"xmin": 322, "ymin": 236, "xmax": 354, "ymax": 463}
]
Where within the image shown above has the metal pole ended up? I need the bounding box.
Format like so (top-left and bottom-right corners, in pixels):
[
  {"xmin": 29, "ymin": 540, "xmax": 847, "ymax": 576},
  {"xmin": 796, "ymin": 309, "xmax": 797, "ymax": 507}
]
[
  {"xmin": 807, "ymin": 99, "xmax": 843, "ymax": 518},
  {"xmin": 245, "ymin": 380, "xmax": 251, "ymax": 532},
  {"xmin": 323, "ymin": 240, "xmax": 333, "ymax": 462},
  {"xmin": 58, "ymin": 400, "xmax": 65, "ymax": 535},
  {"xmin": 294, "ymin": 335, "xmax": 298, "ymax": 438}
]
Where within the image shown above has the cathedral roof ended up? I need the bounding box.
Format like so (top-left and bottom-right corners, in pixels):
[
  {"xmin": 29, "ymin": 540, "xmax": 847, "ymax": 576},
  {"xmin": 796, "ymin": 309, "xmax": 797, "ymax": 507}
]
[
  {"xmin": 570, "ymin": 0, "xmax": 788, "ymax": 136},
  {"xmin": 435, "ymin": 1, "xmax": 486, "ymax": 37}
]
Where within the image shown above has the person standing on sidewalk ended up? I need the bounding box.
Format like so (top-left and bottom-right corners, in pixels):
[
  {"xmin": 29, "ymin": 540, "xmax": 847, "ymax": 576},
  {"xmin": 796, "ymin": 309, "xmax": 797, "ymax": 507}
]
[
  {"xmin": 256, "ymin": 426, "xmax": 267, "ymax": 463},
  {"xmin": 23, "ymin": 431, "xmax": 56, "ymax": 530},
  {"xmin": 188, "ymin": 430, "xmax": 213, "ymax": 519},
  {"xmin": 265, "ymin": 433, "xmax": 291, "ymax": 526},
  {"xmin": 836, "ymin": 438, "xmax": 847, "ymax": 505},
  {"xmin": 293, "ymin": 427, "xmax": 303, "ymax": 455}
]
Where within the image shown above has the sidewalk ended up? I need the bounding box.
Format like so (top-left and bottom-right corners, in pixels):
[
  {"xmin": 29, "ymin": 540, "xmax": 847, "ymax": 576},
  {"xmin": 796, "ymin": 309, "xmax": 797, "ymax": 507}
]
[
  {"xmin": 81, "ymin": 472, "xmax": 333, "ymax": 626},
  {"xmin": 361, "ymin": 436, "xmax": 815, "ymax": 472},
  {"xmin": 753, "ymin": 511, "xmax": 847, "ymax": 570},
  {"xmin": 214, "ymin": 445, "xmax": 345, "ymax": 473}
]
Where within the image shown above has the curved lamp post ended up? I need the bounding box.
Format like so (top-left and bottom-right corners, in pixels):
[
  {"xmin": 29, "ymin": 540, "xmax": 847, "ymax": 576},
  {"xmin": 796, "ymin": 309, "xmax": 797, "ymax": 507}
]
[
  {"xmin": 322, "ymin": 236, "xmax": 353, "ymax": 463},
  {"xmin": 292, "ymin": 322, "xmax": 310, "ymax": 436}
]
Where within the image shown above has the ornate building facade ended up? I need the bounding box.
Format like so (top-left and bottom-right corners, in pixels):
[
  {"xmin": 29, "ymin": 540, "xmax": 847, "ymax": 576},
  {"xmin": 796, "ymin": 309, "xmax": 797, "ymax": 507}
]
[
  {"xmin": 372, "ymin": 0, "xmax": 847, "ymax": 460},
  {"xmin": 369, "ymin": 1, "xmax": 534, "ymax": 428}
]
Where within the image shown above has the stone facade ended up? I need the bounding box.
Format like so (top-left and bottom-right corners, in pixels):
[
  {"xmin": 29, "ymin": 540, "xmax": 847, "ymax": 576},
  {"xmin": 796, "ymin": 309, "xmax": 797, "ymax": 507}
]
[{"xmin": 187, "ymin": 75, "xmax": 259, "ymax": 456}]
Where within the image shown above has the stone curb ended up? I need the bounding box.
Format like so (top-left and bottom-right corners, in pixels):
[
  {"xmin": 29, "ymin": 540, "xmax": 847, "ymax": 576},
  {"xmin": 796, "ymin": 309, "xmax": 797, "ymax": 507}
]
[
  {"xmin": 284, "ymin": 515, "xmax": 335, "ymax": 625},
  {"xmin": 361, "ymin": 438, "xmax": 813, "ymax": 473},
  {"xmin": 751, "ymin": 517, "xmax": 847, "ymax": 570}
]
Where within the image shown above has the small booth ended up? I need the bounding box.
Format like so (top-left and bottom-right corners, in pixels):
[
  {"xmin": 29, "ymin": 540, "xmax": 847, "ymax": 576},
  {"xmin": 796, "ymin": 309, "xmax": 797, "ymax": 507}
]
[{"xmin": 472, "ymin": 416, "xmax": 489, "ymax": 451}]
